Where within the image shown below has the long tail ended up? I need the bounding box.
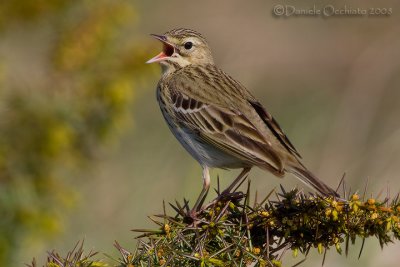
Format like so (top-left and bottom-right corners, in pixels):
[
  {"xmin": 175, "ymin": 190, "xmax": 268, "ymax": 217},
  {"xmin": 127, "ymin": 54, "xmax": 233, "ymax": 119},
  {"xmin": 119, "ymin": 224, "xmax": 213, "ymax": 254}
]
[{"xmin": 288, "ymin": 163, "xmax": 339, "ymax": 198}]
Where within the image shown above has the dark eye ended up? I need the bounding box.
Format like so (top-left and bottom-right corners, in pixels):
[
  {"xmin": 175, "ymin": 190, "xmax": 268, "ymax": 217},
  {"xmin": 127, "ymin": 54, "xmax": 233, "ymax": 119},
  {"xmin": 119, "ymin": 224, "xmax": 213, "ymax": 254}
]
[{"xmin": 184, "ymin": 41, "xmax": 193, "ymax": 50}]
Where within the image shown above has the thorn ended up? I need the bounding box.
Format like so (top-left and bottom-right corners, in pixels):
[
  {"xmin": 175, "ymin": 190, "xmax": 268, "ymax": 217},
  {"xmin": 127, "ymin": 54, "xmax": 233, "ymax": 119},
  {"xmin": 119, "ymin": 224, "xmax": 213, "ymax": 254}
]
[
  {"xmin": 305, "ymin": 244, "xmax": 311, "ymax": 256},
  {"xmin": 279, "ymin": 184, "xmax": 286, "ymax": 194},
  {"xmin": 292, "ymin": 258, "xmax": 307, "ymax": 267},
  {"xmin": 322, "ymin": 246, "xmax": 327, "ymax": 266},
  {"xmin": 393, "ymin": 192, "xmax": 400, "ymax": 204},
  {"xmin": 147, "ymin": 215, "xmax": 163, "ymax": 226},
  {"xmin": 214, "ymin": 188, "xmax": 219, "ymax": 195},
  {"xmin": 175, "ymin": 199, "xmax": 184, "ymax": 213},
  {"xmin": 233, "ymin": 173, "xmax": 249, "ymax": 193},
  {"xmin": 259, "ymin": 188, "xmax": 276, "ymax": 207},
  {"xmin": 266, "ymin": 225, "xmax": 270, "ymax": 259},
  {"xmin": 163, "ymin": 200, "xmax": 166, "ymax": 224},
  {"xmin": 169, "ymin": 202, "xmax": 183, "ymax": 216},
  {"xmin": 215, "ymin": 201, "xmax": 230, "ymax": 222},
  {"xmin": 244, "ymin": 180, "xmax": 251, "ymax": 207},
  {"xmin": 358, "ymin": 238, "xmax": 366, "ymax": 259},
  {"xmin": 275, "ymin": 191, "xmax": 281, "ymax": 202},
  {"xmin": 362, "ymin": 178, "xmax": 369, "ymax": 201},
  {"xmin": 386, "ymin": 182, "xmax": 390, "ymax": 207},
  {"xmin": 336, "ymin": 172, "xmax": 345, "ymax": 196},
  {"xmin": 254, "ymin": 190, "xmax": 258, "ymax": 208},
  {"xmin": 183, "ymin": 198, "xmax": 190, "ymax": 213},
  {"xmin": 217, "ymin": 175, "xmax": 220, "ymax": 194}
]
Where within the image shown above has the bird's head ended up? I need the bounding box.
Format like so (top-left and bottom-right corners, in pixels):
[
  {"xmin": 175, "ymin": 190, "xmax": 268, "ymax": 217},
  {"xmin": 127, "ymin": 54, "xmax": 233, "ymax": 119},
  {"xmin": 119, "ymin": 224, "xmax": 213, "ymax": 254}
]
[{"xmin": 147, "ymin": 28, "xmax": 214, "ymax": 74}]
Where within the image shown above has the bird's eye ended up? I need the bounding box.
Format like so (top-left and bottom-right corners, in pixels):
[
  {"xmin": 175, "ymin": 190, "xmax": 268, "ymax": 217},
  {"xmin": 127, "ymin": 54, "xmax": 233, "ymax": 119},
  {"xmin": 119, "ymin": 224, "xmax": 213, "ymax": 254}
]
[{"xmin": 184, "ymin": 42, "xmax": 193, "ymax": 50}]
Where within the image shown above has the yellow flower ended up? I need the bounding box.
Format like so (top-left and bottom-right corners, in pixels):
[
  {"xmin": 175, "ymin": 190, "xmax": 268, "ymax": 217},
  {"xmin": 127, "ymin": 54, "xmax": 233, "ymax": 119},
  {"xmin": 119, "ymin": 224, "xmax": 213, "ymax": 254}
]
[{"xmin": 252, "ymin": 247, "xmax": 261, "ymax": 255}]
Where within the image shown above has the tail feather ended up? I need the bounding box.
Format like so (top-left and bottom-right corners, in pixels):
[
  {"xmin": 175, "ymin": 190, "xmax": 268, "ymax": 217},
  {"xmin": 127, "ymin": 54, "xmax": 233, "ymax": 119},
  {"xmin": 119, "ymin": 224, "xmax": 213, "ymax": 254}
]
[{"xmin": 288, "ymin": 164, "xmax": 339, "ymax": 198}]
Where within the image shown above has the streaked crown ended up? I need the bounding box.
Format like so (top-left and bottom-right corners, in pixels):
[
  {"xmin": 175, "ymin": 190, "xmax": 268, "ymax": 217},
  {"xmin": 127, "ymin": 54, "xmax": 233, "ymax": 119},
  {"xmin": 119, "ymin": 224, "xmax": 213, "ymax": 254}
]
[{"xmin": 147, "ymin": 28, "xmax": 214, "ymax": 75}]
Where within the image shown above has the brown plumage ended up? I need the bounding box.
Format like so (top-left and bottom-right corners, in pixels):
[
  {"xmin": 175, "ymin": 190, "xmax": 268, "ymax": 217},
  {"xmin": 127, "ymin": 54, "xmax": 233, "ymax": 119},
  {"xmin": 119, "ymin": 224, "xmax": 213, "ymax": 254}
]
[{"xmin": 147, "ymin": 28, "xmax": 339, "ymax": 211}]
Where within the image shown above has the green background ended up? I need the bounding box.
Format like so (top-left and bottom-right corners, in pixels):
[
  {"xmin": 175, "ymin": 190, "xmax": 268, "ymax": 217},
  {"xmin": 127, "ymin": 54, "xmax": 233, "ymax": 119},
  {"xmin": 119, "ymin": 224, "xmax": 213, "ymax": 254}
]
[{"xmin": 1, "ymin": 0, "xmax": 399, "ymax": 266}]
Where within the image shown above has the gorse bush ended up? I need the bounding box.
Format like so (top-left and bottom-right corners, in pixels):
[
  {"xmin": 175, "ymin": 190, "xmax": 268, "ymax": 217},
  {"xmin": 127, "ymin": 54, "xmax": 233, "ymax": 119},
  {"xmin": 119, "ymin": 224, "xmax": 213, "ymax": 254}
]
[{"xmin": 28, "ymin": 183, "xmax": 400, "ymax": 266}]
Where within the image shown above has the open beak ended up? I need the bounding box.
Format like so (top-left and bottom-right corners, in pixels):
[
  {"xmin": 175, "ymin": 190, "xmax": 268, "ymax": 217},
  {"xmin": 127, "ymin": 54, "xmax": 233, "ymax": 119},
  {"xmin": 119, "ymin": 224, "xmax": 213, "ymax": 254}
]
[{"xmin": 146, "ymin": 34, "xmax": 175, "ymax": 64}]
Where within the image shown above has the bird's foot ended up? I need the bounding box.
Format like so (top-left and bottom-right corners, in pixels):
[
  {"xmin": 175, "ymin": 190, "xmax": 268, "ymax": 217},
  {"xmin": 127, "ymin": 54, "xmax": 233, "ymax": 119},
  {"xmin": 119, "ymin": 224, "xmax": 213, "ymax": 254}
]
[
  {"xmin": 199, "ymin": 190, "xmax": 245, "ymax": 211},
  {"xmin": 217, "ymin": 190, "xmax": 245, "ymax": 202},
  {"xmin": 183, "ymin": 208, "xmax": 206, "ymax": 226}
]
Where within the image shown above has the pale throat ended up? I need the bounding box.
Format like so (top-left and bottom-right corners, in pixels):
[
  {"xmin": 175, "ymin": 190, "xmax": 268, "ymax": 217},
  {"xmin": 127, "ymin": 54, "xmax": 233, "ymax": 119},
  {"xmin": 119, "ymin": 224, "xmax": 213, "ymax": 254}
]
[{"xmin": 160, "ymin": 59, "xmax": 191, "ymax": 76}]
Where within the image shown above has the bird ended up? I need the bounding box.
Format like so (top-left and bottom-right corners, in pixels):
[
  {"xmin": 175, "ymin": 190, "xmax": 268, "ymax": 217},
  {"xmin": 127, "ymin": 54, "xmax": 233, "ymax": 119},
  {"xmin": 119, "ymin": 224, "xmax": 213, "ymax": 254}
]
[{"xmin": 147, "ymin": 28, "xmax": 339, "ymax": 212}]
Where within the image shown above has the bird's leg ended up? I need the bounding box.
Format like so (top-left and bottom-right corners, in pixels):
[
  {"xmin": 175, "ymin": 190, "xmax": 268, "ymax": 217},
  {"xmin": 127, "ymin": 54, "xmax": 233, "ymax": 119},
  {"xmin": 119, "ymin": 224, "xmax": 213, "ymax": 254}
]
[
  {"xmin": 191, "ymin": 166, "xmax": 210, "ymax": 213},
  {"xmin": 221, "ymin": 167, "xmax": 251, "ymax": 196}
]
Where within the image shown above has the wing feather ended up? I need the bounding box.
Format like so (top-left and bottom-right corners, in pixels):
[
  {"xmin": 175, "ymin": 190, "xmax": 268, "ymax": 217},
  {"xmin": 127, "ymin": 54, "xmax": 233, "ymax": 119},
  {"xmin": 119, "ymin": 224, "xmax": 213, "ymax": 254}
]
[
  {"xmin": 163, "ymin": 64, "xmax": 301, "ymax": 172},
  {"xmin": 249, "ymin": 100, "xmax": 301, "ymax": 158},
  {"xmin": 170, "ymin": 90, "xmax": 283, "ymax": 170}
]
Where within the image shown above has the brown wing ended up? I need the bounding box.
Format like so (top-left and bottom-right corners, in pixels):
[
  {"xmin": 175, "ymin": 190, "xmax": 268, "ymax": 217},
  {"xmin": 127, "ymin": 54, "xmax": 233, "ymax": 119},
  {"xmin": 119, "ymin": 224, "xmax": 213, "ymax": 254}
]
[
  {"xmin": 248, "ymin": 100, "xmax": 301, "ymax": 158},
  {"xmin": 169, "ymin": 89, "xmax": 284, "ymax": 171}
]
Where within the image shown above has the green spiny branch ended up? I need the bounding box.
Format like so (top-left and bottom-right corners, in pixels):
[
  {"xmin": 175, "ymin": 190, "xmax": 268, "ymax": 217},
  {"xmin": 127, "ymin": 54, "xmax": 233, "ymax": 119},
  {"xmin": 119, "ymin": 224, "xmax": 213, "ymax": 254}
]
[{"xmin": 29, "ymin": 182, "xmax": 400, "ymax": 267}]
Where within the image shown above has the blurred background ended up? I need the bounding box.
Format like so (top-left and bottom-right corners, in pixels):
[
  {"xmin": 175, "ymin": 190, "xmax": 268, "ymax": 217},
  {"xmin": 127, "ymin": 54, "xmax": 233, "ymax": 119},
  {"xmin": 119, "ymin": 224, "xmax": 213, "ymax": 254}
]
[{"xmin": 0, "ymin": 0, "xmax": 399, "ymax": 266}]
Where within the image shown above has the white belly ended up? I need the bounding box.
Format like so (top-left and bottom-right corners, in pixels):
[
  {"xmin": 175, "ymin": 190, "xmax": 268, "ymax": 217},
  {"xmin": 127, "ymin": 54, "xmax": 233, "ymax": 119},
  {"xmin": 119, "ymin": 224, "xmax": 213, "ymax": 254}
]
[{"xmin": 170, "ymin": 125, "xmax": 247, "ymax": 169}]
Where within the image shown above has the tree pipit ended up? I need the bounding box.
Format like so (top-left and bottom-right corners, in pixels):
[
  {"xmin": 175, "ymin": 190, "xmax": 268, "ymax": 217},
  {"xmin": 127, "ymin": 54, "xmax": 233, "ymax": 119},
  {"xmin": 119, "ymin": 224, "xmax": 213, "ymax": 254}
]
[{"xmin": 147, "ymin": 28, "xmax": 339, "ymax": 215}]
